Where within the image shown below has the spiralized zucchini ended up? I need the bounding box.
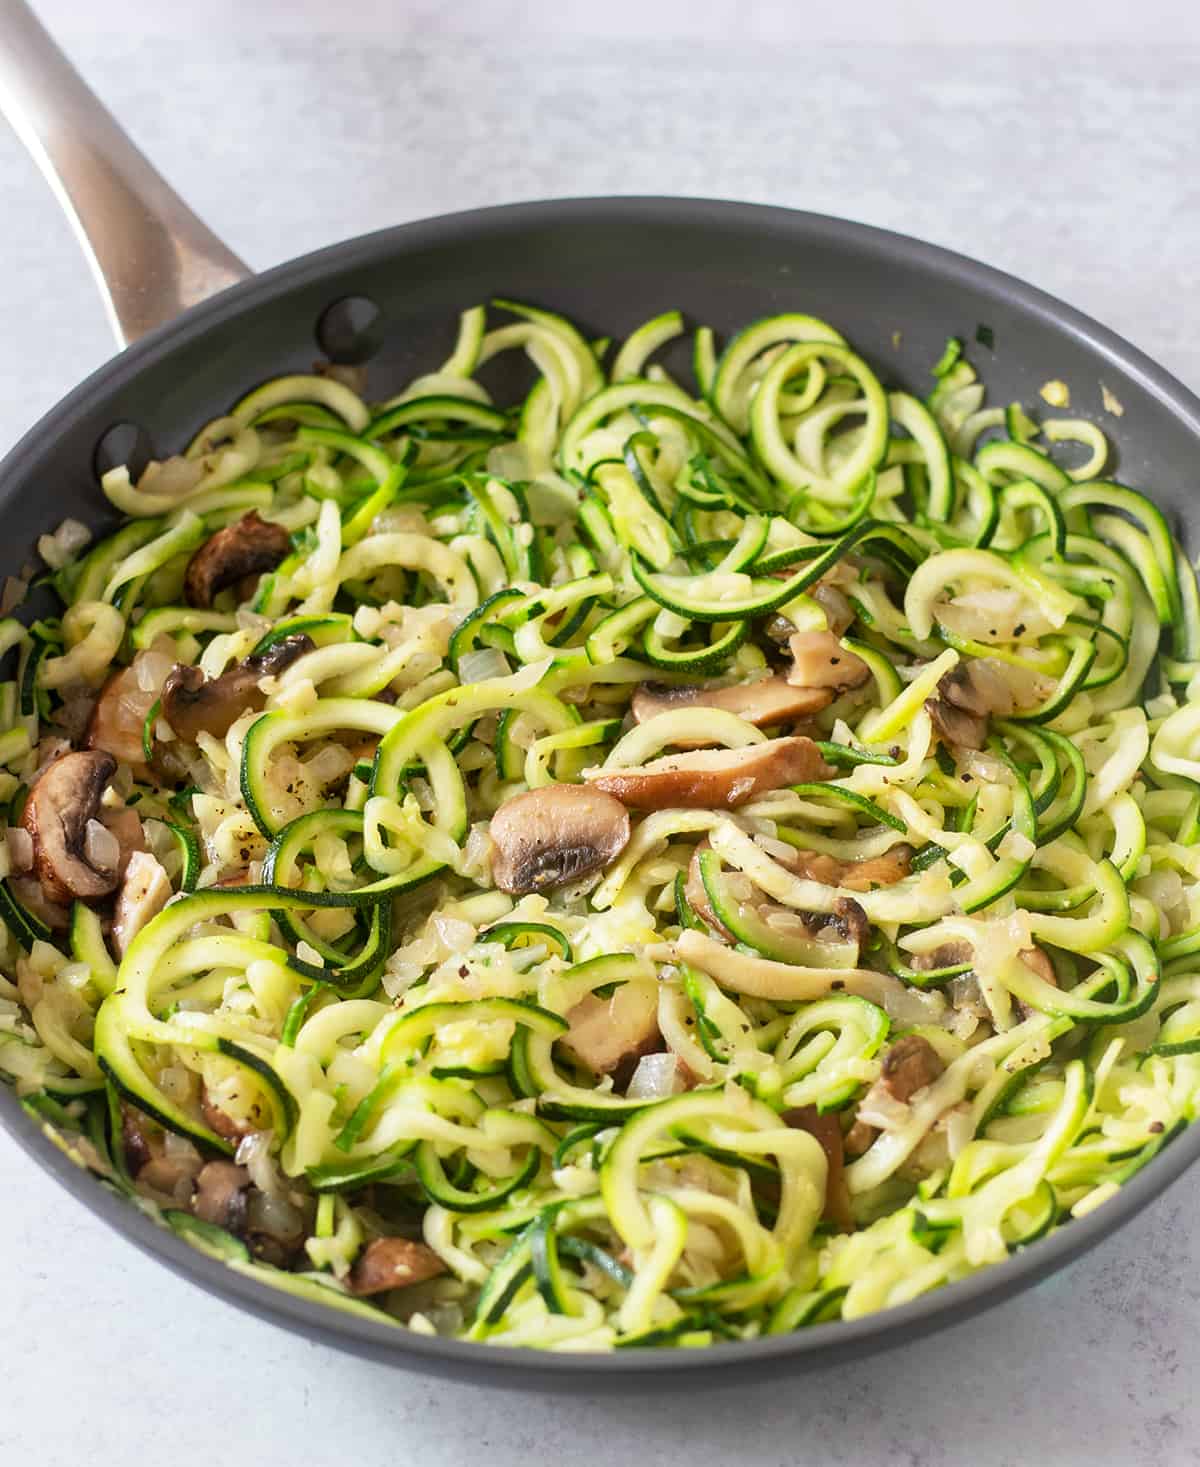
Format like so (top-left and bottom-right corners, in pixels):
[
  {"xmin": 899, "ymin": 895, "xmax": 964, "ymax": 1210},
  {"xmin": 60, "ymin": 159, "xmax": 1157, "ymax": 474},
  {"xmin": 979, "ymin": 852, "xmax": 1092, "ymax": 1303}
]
[{"xmin": 3, "ymin": 301, "xmax": 1199, "ymax": 1352}]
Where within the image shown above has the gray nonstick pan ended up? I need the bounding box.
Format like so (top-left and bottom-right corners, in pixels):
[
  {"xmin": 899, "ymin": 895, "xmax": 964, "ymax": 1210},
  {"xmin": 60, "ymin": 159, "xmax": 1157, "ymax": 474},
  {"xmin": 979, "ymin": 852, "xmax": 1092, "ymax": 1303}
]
[{"xmin": 2, "ymin": 0, "xmax": 1200, "ymax": 1391}]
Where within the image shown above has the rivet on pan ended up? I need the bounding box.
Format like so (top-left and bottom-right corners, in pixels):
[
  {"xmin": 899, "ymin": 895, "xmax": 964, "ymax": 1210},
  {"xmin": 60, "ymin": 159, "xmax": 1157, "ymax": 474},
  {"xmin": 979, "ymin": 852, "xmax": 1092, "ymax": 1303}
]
[
  {"xmin": 93, "ymin": 421, "xmax": 155, "ymax": 483},
  {"xmin": 316, "ymin": 296, "xmax": 384, "ymax": 365}
]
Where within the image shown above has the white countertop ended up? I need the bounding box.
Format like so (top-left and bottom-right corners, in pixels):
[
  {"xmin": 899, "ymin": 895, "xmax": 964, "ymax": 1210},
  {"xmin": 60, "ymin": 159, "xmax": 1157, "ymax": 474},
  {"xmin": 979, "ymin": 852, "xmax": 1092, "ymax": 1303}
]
[{"xmin": 2, "ymin": 5, "xmax": 1199, "ymax": 1463}]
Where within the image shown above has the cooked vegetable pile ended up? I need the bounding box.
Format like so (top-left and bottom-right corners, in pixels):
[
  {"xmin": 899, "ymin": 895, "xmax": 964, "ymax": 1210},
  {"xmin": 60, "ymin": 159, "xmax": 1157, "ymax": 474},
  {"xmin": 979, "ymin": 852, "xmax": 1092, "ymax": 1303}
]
[{"xmin": 2, "ymin": 301, "xmax": 1197, "ymax": 1350}]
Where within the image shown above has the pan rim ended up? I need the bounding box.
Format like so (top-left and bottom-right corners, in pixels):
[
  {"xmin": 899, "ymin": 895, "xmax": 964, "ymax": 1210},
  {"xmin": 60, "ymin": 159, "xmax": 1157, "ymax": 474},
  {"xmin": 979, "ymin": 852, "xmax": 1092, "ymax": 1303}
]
[{"xmin": 3, "ymin": 194, "xmax": 1199, "ymax": 1382}]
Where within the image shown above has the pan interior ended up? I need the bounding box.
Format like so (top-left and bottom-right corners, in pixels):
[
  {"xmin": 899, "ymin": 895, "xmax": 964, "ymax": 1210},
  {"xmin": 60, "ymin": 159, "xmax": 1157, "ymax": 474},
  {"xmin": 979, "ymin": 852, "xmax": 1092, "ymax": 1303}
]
[{"xmin": 3, "ymin": 198, "xmax": 1200, "ymax": 1384}]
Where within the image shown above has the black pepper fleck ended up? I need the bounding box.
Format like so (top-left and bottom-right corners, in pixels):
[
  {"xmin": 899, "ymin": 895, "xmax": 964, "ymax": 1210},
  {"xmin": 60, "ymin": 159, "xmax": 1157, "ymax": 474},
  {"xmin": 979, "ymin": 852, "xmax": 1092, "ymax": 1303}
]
[{"xmin": 1149, "ymin": 1121, "xmax": 1165, "ymax": 1134}]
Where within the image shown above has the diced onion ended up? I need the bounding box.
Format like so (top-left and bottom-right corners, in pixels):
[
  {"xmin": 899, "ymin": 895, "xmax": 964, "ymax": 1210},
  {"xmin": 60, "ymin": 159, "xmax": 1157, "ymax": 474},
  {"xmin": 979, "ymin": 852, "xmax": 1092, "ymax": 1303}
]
[
  {"xmin": 626, "ymin": 1053, "xmax": 686, "ymax": 1100},
  {"xmin": 5, "ymin": 827, "xmax": 33, "ymax": 872},
  {"xmin": 83, "ymin": 818, "xmax": 121, "ymax": 873},
  {"xmin": 457, "ymin": 648, "xmax": 512, "ymax": 684},
  {"xmin": 37, "ymin": 518, "xmax": 92, "ymax": 570}
]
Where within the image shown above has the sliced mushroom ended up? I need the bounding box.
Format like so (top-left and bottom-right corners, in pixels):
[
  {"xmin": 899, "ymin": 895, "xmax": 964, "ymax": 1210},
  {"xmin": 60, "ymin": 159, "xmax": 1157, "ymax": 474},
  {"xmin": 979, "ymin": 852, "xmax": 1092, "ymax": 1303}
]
[
  {"xmin": 586, "ymin": 736, "xmax": 833, "ymax": 811},
  {"xmin": 560, "ymin": 979, "xmax": 661, "ymax": 1081},
  {"xmin": 160, "ymin": 633, "xmax": 315, "ymax": 741},
  {"xmin": 812, "ymin": 581, "xmax": 855, "ymax": 636},
  {"xmin": 925, "ymin": 660, "xmax": 1013, "ymax": 750},
  {"xmin": 489, "ymin": 785, "xmax": 631, "ymax": 895},
  {"xmin": 99, "ymin": 805, "xmax": 148, "ymax": 880},
  {"xmin": 348, "ymin": 1237, "xmax": 447, "ymax": 1296},
  {"xmin": 783, "ymin": 1105, "xmax": 853, "ymax": 1232},
  {"xmin": 925, "ymin": 695, "xmax": 987, "ymax": 750},
  {"xmin": 781, "ymin": 843, "xmax": 914, "ymax": 893},
  {"xmin": 881, "ymin": 1034, "xmax": 945, "ymax": 1101},
  {"xmin": 1013, "ymin": 944, "xmax": 1058, "ymax": 1021},
  {"xmin": 845, "ymin": 1034, "xmax": 946, "ymax": 1157},
  {"xmin": 1020, "ymin": 945, "xmax": 1057, "ymax": 987},
  {"xmin": 942, "ymin": 659, "xmax": 1014, "ymax": 718},
  {"xmin": 112, "ymin": 851, "xmax": 172, "ymax": 956},
  {"xmin": 138, "ymin": 1152, "xmax": 205, "ymax": 1203},
  {"xmin": 120, "ymin": 1102, "xmax": 157, "ymax": 1175},
  {"xmin": 201, "ymin": 1087, "xmax": 257, "ymax": 1142},
  {"xmin": 21, "ymin": 751, "xmax": 120, "ymax": 904},
  {"xmin": 183, "ymin": 511, "xmax": 291, "ymax": 608},
  {"xmin": 802, "ymin": 895, "xmax": 871, "ymax": 951},
  {"xmin": 244, "ymin": 1188, "xmax": 310, "ymax": 1267},
  {"xmin": 191, "ymin": 1161, "xmax": 251, "ymax": 1232},
  {"xmin": 909, "ymin": 940, "xmax": 973, "ymax": 973},
  {"xmin": 684, "ymin": 840, "xmax": 732, "ymax": 937},
  {"xmin": 686, "ymin": 843, "xmax": 869, "ymax": 958},
  {"xmin": 786, "ymin": 631, "xmax": 871, "ymax": 693},
  {"xmin": 121, "ymin": 1108, "xmax": 205, "ymax": 1201},
  {"xmin": 631, "ymin": 676, "xmax": 830, "ymax": 742}
]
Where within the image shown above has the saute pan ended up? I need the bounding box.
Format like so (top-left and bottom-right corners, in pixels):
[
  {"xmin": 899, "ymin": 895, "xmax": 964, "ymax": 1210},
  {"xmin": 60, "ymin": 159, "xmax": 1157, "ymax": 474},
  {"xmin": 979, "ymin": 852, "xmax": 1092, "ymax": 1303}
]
[{"xmin": 2, "ymin": 0, "xmax": 1199, "ymax": 1390}]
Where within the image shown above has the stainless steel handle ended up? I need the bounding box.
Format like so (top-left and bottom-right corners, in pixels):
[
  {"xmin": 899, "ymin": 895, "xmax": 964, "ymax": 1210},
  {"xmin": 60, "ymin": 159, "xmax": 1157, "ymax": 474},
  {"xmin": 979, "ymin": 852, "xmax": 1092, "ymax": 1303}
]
[{"xmin": 0, "ymin": 0, "xmax": 251, "ymax": 348}]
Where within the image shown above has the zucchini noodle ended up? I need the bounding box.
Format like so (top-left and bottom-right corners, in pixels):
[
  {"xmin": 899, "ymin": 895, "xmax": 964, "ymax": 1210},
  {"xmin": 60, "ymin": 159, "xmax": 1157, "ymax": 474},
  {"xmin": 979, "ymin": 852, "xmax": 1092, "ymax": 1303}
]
[{"xmin": 2, "ymin": 302, "xmax": 1197, "ymax": 1353}]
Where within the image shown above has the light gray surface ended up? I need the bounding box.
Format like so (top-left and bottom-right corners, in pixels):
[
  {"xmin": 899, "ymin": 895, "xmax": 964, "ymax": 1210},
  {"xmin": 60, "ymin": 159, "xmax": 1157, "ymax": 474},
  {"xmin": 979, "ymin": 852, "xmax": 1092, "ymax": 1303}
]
[{"xmin": 2, "ymin": 5, "xmax": 1199, "ymax": 1464}]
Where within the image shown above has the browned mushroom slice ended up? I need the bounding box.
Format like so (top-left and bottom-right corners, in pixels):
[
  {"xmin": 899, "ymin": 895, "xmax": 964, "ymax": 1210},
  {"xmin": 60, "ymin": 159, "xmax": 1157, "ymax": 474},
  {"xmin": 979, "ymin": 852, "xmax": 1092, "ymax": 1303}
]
[
  {"xmin": 943, "ymin": 659, "xmax": 1014, "ymax": 718},
  {"xmin": 845, "ymin": 1033, "xmax": 947, "ymax": 1157},
  {"xmin": 925, "ymin": 695, "xmax": 987, "ymax": 750},
  {"xmin": 348, "ymin": 1237, "xmax": 447, "ymax": 1296},
  {"xmin": 880, "ymin": 1034, "xmax": 945, "ymax": 1100},
  {"xmin": 1020, "ymin": 946, "xmax": 1057, "ymax": 987},
  {"xmin": 122, "ymin": 1108, "xmax": 204, "ymax": 1200},
  {"xmin": 160, "ymin": 633, "xmax": 314, "ymax": 741},
  {"xmin": 781, "ymin": 843, "xmax": 914, "ymax": 892},
  {"xmin": 804, "ymin": 895, "xmax": 871, "ymax": 950},
  {"xmin": 191, "ymin": 1161, "xmax": 251, "ymax": 1231},
  {"xmin": 489, "ymin": 785, "xmax": 631, "ymax": 895},
  {"xmin": 120, "ymin": 1102, "xmax": 157, "ymax": 1175},
  {"xmin": 686, "ymin": 843, "xmax": 869, "ymax": 957},
  {"xmin": 21, "ymin": 750, "xmax": 120, "ymax": 905},
  {"xmin": 812, "ymin": 581, "xmax": 855, "ymax": 636},
  {"xmin": 630, "ymin": 676, "xmax": 831, "ymax": 741},
  {"xmin": 560, "ymin": 980, "xmax": 661, "ymax": 1081},
  {"xmin": 684, "ymin": 840, "xmax": 733, "ymax": 937},
  {"xmin": 98, "ymin": 804, "xmax": 147, "ymax": 879},
  {"xmin": 183, "ymin": 511, "xmax": 292, "ymax": 608},
  {"xmin": 201, "ymin": 1086, "xmax": 257, "ymax": 1141},
  {"xmin": 925, "ymin": 660, "xmax": 1013, "ymax": 750},
  {"xmin": 241, "ymin": 1187, "xmax": 310, "ymax": 1267},
  {"xmin": 786, "ymin": 630, "xmax": 871, "ymax": 692},
  {"xmin": 586, "ymin": 736, "xmax": 833, "ymax": 812},
  {"xmin": 1013, "ymin": 944, "xmax": 1058, "ymax": 1020},
  {"xmin": 783, "ymin": 1105, "xmax": 853, "ymax": 1232},
  {"xmin": 909, "ymin": 940, "xmax": 973, "ymax": 972}
]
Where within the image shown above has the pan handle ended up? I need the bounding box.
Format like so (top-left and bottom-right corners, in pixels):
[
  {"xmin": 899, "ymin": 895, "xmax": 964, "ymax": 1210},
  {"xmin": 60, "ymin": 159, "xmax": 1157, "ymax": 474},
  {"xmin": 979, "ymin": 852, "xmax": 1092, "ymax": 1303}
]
[{"xmin": 0, "ymin": 0, "xmax": 251, "ymax": 348}]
